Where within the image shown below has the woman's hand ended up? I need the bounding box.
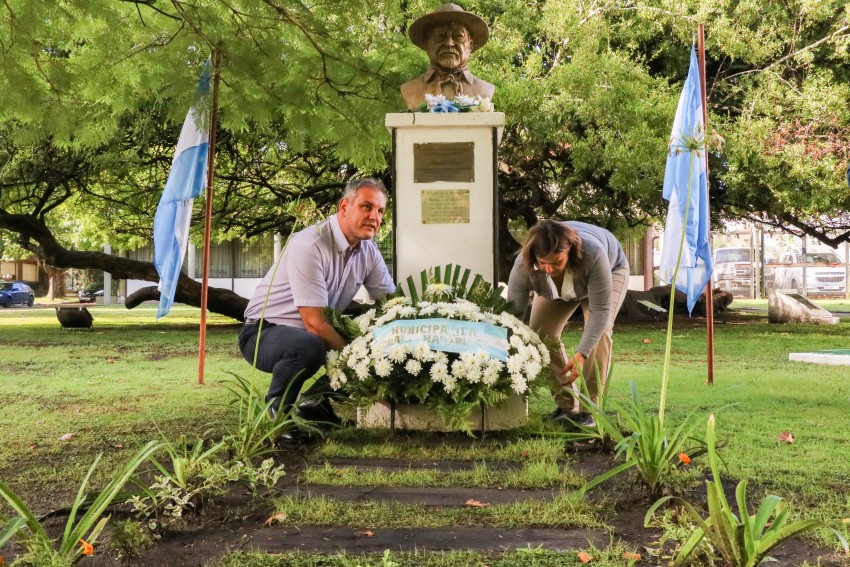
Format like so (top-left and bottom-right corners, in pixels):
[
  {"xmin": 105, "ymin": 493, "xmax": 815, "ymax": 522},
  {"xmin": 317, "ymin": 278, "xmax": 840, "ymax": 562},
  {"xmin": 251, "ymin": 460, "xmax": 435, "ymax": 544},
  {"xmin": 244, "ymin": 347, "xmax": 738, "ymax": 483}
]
[{"xmin": 562, "ymin": 351, "xmax": 586, "ymax": 384}]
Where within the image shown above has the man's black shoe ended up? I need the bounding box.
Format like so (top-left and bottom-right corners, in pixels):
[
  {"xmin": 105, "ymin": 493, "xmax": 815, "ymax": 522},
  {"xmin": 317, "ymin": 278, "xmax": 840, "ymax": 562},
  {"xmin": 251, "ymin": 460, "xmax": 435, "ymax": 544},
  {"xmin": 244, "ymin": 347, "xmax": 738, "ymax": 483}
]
[
  {"xmin": 295, "ymin": 398, "xmax": 342, "ymax": 425},
  {"xmin": 549, "ymin": 408, "xmax": 574, "ymax": 421},
  {"xmin": 280, "ymin": 429, "xmax": 314, "ymax": 444}
]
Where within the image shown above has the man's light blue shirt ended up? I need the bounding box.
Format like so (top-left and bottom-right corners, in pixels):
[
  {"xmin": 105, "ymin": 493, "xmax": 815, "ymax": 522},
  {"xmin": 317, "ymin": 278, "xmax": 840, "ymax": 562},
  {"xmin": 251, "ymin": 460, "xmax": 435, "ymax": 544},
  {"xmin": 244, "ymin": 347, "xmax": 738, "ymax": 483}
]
[{"xmin": 244, "ymin": 215, "xmax": 395, "ymax": 328}]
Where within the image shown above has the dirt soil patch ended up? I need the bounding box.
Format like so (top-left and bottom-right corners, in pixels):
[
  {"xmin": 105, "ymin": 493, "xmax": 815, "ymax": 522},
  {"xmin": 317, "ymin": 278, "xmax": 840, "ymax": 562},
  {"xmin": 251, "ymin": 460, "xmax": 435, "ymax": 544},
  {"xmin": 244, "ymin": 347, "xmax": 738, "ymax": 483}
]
[{"xmin": 2, "ymin": 440, "xmax": 845, "ymax": 566}]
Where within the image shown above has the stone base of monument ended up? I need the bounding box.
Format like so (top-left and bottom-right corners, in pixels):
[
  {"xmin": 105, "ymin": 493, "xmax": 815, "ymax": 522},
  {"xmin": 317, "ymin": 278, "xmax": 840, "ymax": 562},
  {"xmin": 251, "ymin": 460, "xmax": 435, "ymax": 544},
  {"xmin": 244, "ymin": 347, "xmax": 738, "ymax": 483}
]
[
  {"xmin": 767, "ymin": 289, "xmax": 839, "ymax": 324},
  {"xmin": 357, "ymin": 395, "xmax": 527, "ymax": 432},
  {"xmin": 788, "ymin": 349, "xmax": 850, "ymax": 366}
]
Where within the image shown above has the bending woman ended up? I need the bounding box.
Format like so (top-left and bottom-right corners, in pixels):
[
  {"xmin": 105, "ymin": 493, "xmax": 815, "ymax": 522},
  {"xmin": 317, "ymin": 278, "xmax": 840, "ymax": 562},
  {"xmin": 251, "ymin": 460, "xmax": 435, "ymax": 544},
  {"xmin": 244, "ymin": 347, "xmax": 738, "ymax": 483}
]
[{"xmin": 507, "ymin": 220, "xmax": 629, "ymax": 424}]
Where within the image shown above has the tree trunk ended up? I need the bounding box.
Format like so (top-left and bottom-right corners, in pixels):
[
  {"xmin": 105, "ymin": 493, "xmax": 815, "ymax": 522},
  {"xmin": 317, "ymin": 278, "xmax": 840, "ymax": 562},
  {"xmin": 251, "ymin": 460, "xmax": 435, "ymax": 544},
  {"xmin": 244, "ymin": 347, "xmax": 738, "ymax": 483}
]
[
  {"xmin": 0, "ymin": 212, "xmax": 248, "ymax": 320},
  {"xmin": 45, "ymin": 267, "xmax": 67, "ymax": 300},
  {"xmin": 616, "ymin": 285, "xmax": 733, "ymax": 322}
]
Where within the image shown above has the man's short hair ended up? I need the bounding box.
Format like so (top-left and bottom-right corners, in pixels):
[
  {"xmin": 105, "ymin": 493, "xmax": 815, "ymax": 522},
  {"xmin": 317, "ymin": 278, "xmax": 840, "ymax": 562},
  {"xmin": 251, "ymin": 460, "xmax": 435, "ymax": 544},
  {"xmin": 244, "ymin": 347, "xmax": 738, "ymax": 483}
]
[{"xmin": 342, "ymin": 177, "xmax": 387, "ymax": 201}]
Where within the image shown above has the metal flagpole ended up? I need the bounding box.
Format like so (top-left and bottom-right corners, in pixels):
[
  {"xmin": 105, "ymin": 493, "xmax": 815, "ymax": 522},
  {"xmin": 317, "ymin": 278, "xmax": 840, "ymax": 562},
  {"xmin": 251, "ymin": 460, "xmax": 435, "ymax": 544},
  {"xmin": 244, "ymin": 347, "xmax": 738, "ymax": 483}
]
[
  {"xmin": 697, "ymin": 24, "xmax": 715, "ymax": 385},
  {"xmin": 198, "ymin": 48, "xmax": 222, "ymax": 385}
]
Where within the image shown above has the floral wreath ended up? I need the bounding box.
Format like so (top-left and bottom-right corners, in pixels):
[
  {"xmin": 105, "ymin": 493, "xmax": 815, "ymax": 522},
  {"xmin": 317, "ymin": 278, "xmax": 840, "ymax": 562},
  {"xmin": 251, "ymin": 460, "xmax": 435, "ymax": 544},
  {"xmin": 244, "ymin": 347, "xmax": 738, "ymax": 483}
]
[{"xmin": 326, "ymin": 281, "xmax": 548, "ymax": 431}]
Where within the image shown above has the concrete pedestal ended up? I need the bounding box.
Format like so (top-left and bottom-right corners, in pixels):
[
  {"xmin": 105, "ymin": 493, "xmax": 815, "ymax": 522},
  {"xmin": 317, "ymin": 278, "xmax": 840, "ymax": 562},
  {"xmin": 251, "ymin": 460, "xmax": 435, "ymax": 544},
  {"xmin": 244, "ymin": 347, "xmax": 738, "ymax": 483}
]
[
  {"xmin": 386, "ymin": 112, "xmax": 505, "ymax": 288},
  {"xmin": 358, "ymin": 394, "xmax": 527, "ymax": 432},
  {"xmin": 768, "ymin": 289, "xmax": 839, "ymax": 324}
]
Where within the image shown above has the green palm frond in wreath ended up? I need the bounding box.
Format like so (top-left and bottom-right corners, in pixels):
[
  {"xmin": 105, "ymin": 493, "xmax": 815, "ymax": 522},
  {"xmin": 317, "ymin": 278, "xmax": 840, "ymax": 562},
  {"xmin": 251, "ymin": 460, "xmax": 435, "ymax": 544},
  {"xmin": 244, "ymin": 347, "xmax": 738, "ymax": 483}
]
[{"xmin": 394, "ymin": 264, "xmax": 512, "ymax": 313}]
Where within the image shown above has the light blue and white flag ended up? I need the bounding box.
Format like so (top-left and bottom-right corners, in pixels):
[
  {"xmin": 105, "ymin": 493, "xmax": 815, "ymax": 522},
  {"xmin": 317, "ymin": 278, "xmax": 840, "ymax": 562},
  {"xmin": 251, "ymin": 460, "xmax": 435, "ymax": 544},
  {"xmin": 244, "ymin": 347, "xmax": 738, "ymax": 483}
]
[
  {"xmin": 659, "ymin": 46, "xmax": 713, "ymax": 315},
  {"xmin": 153, "ymin": 63, "xmax": 211, "ymax": 319}
]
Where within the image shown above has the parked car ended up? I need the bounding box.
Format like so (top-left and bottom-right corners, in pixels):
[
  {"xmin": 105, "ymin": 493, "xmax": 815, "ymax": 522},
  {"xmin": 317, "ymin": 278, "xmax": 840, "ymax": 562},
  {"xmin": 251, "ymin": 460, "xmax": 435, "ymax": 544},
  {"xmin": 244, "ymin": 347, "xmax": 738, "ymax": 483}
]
[
  {"xmin": 0, "ymin": 281, "xmax": 35, "ymax": 307},
  {"xmin": 78, "ymin": 284, "xmax": 104, "ymax": 303},
  {"xmin": 767, "ymin": 250, "xmax": 847, "ymax": 296},
  {"xmin": 713, "ymin": 247, "xmax": 755, "ymax": 296}
]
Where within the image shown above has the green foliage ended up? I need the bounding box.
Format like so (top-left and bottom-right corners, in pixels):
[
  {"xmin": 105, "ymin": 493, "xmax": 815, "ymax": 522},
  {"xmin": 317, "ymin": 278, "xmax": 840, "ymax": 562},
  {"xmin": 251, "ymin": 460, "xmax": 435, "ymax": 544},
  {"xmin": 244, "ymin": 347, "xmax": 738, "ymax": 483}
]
[
  {"xmin": 578, "ymin": 381, "xmax": 705, "ymax": 497},
  {"xmin": 397, "ymin": 264, "xmax": 512, "ymax": 314},
  {"xmin": 130, "ymin": 434, "xmax": 285, "ymax": 533},
  {"xmin": 646, "ymin": 415, "xmax": 850, "ymax": 566},
  {"xmin": 108, "ymin": 519, "xmax": 154, "ymax": 559},
  {"xmin": 0, "ymin": 440, "xmax": 161, "ymax": 565},
  {"xmin": 219, "ymin": 373, "xmax": 300, "ymax": 464}
]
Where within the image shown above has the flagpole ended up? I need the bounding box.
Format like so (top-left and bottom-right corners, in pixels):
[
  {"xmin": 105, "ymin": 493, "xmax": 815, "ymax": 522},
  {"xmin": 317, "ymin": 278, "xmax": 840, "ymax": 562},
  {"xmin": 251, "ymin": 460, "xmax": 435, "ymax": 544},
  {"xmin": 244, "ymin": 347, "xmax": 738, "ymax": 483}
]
[
  {"xmin": 198, "ymin": 48, "xmax": 222, "ymax": 386},
  {"xmin": 697, "ymin": 24, "xmax": 715, "ymax": 385}
]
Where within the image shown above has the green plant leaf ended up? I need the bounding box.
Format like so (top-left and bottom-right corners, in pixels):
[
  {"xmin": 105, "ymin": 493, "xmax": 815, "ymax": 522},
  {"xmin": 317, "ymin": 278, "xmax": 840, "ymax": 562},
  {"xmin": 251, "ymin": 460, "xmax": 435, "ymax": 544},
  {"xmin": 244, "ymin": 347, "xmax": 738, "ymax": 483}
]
[
  {"xmin": 0, "ymin": 477, "xmax": 51, "ymax": 544},
  {"xmin": 61, "ymin": 440, "xmax": 161, "ymax": 556},
  {"xmin": 0, "ymin": 516, "xmax": 27, "ymax": 548}
]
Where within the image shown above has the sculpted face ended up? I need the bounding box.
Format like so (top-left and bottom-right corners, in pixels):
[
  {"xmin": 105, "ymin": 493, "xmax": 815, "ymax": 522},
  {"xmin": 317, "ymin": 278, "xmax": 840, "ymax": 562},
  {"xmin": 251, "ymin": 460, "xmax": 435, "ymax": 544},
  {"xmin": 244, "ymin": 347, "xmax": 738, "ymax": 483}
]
[{"xmin": 426, "ymin": 23, "xmax": 472, "ymax": 69}]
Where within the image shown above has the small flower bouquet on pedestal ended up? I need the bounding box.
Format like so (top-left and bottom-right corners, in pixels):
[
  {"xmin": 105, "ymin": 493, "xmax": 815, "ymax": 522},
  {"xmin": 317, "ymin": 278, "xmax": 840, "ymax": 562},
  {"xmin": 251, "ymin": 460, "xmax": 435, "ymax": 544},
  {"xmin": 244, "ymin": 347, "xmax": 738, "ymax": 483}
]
[
  {"xmin": 326, "ymin": 278, "xmax": 549, "ymax": 433},
  {"xmin": 411, "ymin": 93, "xmax": 495, "ymax": 113}
]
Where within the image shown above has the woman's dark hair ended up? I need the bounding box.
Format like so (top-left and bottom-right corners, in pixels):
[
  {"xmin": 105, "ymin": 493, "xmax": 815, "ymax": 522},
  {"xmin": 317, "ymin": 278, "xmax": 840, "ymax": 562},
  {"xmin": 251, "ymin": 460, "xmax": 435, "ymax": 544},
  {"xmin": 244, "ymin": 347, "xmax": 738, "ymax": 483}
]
[{"xmin": 520, "ymin": 220, "xmax": 583, "ymax": 270}]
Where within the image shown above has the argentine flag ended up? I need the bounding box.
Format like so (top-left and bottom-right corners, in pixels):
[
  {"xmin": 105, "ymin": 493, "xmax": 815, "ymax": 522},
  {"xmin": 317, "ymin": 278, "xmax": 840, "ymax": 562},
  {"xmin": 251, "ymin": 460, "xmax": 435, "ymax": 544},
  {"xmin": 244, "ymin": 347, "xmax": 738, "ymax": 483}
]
[
  {"xmin": 659, "ymin": 46, "xmax": 713, "ymax": 315},
  {"xmin": 153, "ymin": 63, "xmax": 211, "ymax": 319}
]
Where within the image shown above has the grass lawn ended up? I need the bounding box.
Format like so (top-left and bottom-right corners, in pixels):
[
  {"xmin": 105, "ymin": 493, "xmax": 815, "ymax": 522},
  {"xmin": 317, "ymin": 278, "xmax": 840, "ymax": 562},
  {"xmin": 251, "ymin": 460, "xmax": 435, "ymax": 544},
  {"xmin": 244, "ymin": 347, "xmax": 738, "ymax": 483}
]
[{"xmin": 1, "ymin": 301, "xmax": 849, "ymax": 565}]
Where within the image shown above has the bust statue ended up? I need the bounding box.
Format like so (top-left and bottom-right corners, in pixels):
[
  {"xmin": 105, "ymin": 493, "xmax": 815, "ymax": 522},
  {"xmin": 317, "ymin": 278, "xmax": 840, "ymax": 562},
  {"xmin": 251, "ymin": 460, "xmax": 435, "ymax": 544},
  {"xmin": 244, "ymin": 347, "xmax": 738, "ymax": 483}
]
[{"xmin": 401, "ymin": 3, "xmax": 495, "ymax": 110}]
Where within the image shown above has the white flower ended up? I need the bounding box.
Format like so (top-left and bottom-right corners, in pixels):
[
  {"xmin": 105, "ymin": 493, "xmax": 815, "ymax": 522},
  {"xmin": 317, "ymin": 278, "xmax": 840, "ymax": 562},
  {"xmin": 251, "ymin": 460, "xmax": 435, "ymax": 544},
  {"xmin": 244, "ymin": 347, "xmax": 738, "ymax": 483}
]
[
  {"xmin": 432, "ymin": 351, "xmax": 449, "ymax": 366},
  {"xmin": 451, "ymin": 359, "xmax": 470, "ymax": 381},
  {"xmin": 430, "ymin": 362, "xmax": 449, "ymax": 383},
  {"xmin": 482, "ymin": 363, "xmax": 501, "ymax": 385},
  {"xmin": 374, "ymin": 357, "xmax": 392, "ymax": 377},
  {"xmin": 477, "ymin": 97, "xmax": 494, "ymax": 112},
  {"xmin": 355, "ymin": 309, "xmax": 376, "ymax": 333},
  {"xmin": 326, "ymin": 350, "xmax": 340, "ymax": 368},
  {"xmin": 510, "ymin": 373, "xmax": 527, "ymax": 394},
  {"xmin": 404, "ymin": 359, "xmax": 422, "ymax": 376},
  {"xmin": 425, "ymin": 93, "xmax": 447, "ymax": 109},
  {"xmin": 437, "ymin": 305, "xmax": 458, "ymax": 317},
  {"xmin": 538, "ymin": 344, "xmax": 551, "ymax": 364},
  {"xmin": 424, "ymin": 283, "xmax": 454, "ymax": 301},
  {"xmin": 387, "ymin": 344, "xmax": 407, "ymax": 363},
  {"xmin": 354, "ymin": 361, "xmax": 371, "ymax": 380},
  {"xmin": 397, "ymin": 306, "xmax": 417, "ymax": 318},
  {"xmin": 454, "ymin": 94, "xmax": 476, "ymax": 107},
  {"xmin": 329, "ymin": 368, "xmax": 348, "ymax": 389},
  {"xmin": 412, "ymin": 341, "xmax": 433, "ymax": 361},
  {"xmin": 419, "ymin": 304, "xmax": 437, "ymax": 316},
  {"xmin": 506, "ymin": 354, "xmax": 525, "ymax": 374},
  {"xmin": 349, "ymin": 335, "xmax": 369, "ymax": 354},
  {"xmin": 524, "ymin": 360, "xmax": 542, "ymax": 379},
  {"xmin": 382, "ymin": 296, "xmax": 412, "ymax": 310}
]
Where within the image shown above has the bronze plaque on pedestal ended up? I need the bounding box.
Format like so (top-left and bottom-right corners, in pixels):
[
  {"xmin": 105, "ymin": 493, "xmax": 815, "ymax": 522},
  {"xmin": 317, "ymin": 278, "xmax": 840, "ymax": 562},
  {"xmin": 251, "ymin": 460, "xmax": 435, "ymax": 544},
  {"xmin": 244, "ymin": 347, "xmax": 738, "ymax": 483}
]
[
  {"xmin": 413, "ymin": 142, "xmax": 475, "ymax": 183},
  {"xmin": 421, "ymin": 189, "xmax": 470, "ymax": 224}
]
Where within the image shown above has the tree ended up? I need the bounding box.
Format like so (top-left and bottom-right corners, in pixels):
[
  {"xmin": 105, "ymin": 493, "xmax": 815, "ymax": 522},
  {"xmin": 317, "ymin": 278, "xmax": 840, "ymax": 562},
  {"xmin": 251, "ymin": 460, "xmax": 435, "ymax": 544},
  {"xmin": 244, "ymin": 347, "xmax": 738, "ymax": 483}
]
[{"xmin": 2, "ymin": 0, "xmax": 849, "ymax": 320}]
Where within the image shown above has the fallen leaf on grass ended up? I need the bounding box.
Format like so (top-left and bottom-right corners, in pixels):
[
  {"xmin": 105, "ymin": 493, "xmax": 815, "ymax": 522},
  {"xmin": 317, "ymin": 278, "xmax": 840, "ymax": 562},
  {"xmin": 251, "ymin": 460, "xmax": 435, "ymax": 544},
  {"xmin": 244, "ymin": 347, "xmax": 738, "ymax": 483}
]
[
  {"xmin": 577, "ymin": 551, "xmax": 593, "ymax": 563},
  {"xmin": 263, "ymin": 513, "xmax": 287, "ymax": 526},
  {"xmin": 778, "ymin": 431, "xmax": 794, "ymax": 443},
  {"xmin": 59, "ymin": 433, "xmax": 74, "ymax": 441},
  {"xmin": 623, "ymin": 551, "xmax": 641, "ymax": 561},
  {"xmin": 106, "ymin": 358, "xmax": 115, "ymax": 364},
  {"xmin": 842, "ymin": 518, "xmax": 850, "ymax": 524},
  {"xmin": 112, "ymin": 443, "xmax": 123, "ymax": 449},
  {"xmin": 358, "ymin": 530, "xmax": 375, "ymax": 537},
  {"xmin": 643, "ymin": 338, "xmax": 652, "ymax": 343},
  {"xmin": 465, "ymin": 499, "xmax": 491, "ymax": 508},
  {"xmin": 28, "ymin": 443, "xmax": 37, "ymax": 450},
  {"xmin": 521, "ymin": 450, "xmax": 529, "ymax": 458}
]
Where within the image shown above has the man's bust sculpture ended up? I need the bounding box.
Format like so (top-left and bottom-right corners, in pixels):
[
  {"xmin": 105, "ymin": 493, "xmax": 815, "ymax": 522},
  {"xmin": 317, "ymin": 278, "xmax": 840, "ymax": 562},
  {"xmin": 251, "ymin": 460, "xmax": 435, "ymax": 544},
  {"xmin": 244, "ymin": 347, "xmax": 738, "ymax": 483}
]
[{"xmin": 401, "ymin": 3, "xmax": 495, "ymax": 110}]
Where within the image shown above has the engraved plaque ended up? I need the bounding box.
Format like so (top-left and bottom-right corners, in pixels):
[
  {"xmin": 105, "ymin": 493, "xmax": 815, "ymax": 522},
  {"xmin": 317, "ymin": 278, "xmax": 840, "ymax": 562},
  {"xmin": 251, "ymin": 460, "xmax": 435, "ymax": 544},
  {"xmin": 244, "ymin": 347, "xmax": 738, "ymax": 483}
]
[
  {"xmin": 413, "ymin": 142, "xmax": 475, "ymax": 183},
  {"xmin": 421, "ymin": 189, "xmax": 470, "ymax": 224}
]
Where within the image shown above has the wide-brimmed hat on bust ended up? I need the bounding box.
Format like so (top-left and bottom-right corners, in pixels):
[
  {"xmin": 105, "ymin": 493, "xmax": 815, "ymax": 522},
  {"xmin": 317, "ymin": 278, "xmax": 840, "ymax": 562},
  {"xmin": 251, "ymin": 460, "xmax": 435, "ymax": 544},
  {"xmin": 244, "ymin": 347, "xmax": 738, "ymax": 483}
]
[{"xmin": 408, "ymin": 3, "xmax": 489, "ymax": 52}]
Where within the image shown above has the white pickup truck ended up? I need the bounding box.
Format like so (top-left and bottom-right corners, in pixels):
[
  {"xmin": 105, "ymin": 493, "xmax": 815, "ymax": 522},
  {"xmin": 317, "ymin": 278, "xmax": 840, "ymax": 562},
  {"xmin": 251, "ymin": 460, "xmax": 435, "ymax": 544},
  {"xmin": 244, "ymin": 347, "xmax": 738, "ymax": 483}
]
[
  {"xmin": 713, "ymin": 247, "xmax": 754, "ymax": 296},
  {"xmin": 767, "ymin": 250, "xmax": 847, "ymax": 296}
]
